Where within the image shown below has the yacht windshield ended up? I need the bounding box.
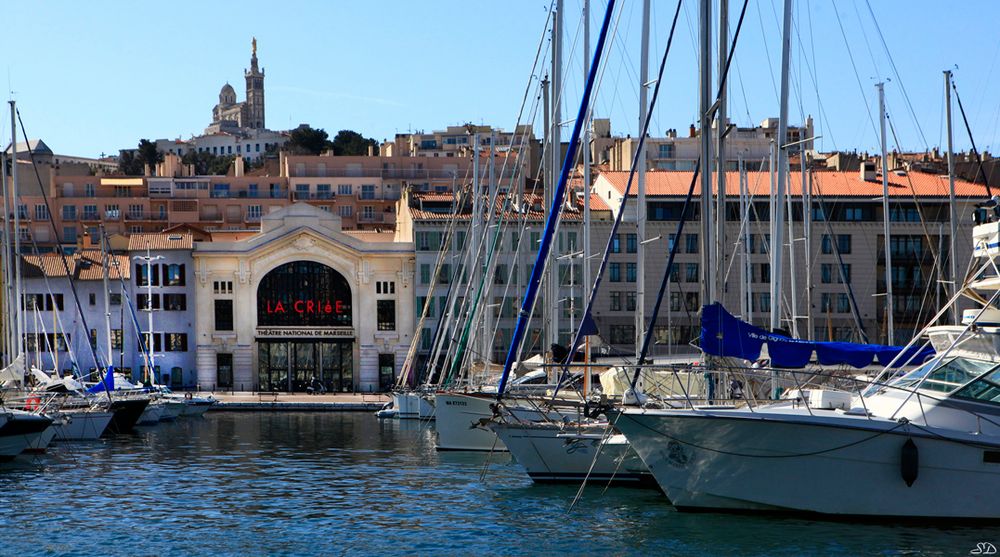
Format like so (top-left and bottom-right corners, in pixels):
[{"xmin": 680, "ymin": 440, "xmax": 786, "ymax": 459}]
[
  {"xmin": 953, "ymin": 368, "xmax": 1000, "ymax": 405},
  {"xmin": 891, "ymin": 357, "xmax": 997, "ymax": 394}
]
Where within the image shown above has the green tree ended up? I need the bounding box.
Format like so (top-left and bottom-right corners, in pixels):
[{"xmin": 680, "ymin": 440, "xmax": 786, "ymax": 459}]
[
  {"xmin": 137, "ymin": 139, "xmax": 163, "ymax": 171},
  {"xmin": 285, "ymin": 126, "xmax": 334, "ymax": 155},
  {"xmin": 181, "ymin": 151, "xmax": 234, "ymax": 175},
  {"xmin": 118, "ymin": 150, "xmax": 144, "ymax": 176},
  {"xmin": 331, "ymin": 129, "xmax": 378, "ymax": 156}
]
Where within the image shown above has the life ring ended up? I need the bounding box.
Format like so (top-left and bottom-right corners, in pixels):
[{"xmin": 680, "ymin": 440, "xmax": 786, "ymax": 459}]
[
  {"xmin": 23, "ymin": 395, "xmax": 40, "ymax": 411},
  {"xmin": 185, "ymin": 392, "xmax": 193, "ymax": 400}
]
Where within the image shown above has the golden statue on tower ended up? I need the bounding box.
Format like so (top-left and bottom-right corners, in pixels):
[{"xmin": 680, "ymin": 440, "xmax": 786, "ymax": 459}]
[{"xmin": 252, "ymin": 37, "xmax": 257, "ymax": 56}]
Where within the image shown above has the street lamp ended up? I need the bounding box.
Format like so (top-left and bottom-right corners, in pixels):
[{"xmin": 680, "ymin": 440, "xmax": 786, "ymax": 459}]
[{"xmin": 133, "ymin": 245, "xmax": 164, "ymax": 386}]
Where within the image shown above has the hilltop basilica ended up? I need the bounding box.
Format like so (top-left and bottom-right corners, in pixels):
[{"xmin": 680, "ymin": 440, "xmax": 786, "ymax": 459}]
[{"xmin": 206, "ymin": 38, "xmax": 267, "ymax": 134}]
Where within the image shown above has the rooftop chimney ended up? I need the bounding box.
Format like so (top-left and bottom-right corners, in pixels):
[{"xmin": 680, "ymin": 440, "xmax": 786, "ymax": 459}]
[
  {"xmin": 860, "ymin": 161, "xmax": 877, "ymax": 182},
  {"xmin": 689, "ymin": 124, "xmax": 697, "ymax": 138}
]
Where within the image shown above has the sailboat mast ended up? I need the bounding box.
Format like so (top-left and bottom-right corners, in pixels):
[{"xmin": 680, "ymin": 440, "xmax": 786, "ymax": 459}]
[
  {"xmin": 635, "ymin": 0, "xmax": 649, "ymax": 361},
  {"xmin": 0, "ymin": 149, "xmax": 10, "ymax": 367},
  {"xmin": 715, "ymin": 0, "xmax": 728, "ymax": 307},
  {"xmin": 9, "ymin": 101, "xmax": 24, "ymax": 361},
  {"xmin": 582, "ymin": 0, "xmax": 592, "ymax": 387},
  {"xmin": 698, "ymin": 0, "xmax": 714, "ymax": 308},
  {"xmin": 803, "ymin": 152, "xmax": 813, "ymax": 339},
  {"xmin": 944, "ymin": 70, "xmax": 958, "ymax": 323},
  {"xmin": 877, "ymin": 82, "xmax": 895, "ymax": 345},
  {"xmin": 101, "ymin": 229, "xmax": 114, "ymax": 372},
  {"xmin": 785, "ymin": 157, "xmax": 799, "ymax": 337},
  {"xmin": 146, "ymin": 243, "xmax": 156, "ymax": 383},
  {"xmin": 739, "ymin": 158, "xmax": 750, "ymax": 321},
  {"xmin": 770, "ymin": 0, "xmax": 792, "ymax": 332},
  {"xmin": 549, "ymin": 0, "xmax": 563, "ymax": 352}
]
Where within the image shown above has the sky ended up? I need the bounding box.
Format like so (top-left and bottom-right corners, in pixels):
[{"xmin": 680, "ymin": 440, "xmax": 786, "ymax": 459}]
[{"xmin": 2, "ymin": 0, "xmax": 999, "ymax": 159}]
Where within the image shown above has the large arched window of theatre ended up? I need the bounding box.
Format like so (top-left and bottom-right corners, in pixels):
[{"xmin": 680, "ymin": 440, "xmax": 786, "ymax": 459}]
[{"xmin": 257, "ymin": 261, "xmax": 352, "ymax": 327}]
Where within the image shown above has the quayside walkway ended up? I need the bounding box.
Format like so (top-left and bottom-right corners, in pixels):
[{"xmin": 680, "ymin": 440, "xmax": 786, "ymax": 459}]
[{"xmin": 207, "ymin": 392, "xmax": 390, "ymax": 411}]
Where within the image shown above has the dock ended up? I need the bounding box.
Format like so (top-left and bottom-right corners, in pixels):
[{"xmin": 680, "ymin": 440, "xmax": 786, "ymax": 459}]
[{"xmin": 207, "ymin": 392, "xmax": 390, "ymax": 412}]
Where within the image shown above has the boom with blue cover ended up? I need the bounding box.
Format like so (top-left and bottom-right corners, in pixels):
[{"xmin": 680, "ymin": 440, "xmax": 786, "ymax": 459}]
[{"xmin": 700, "ymin": 304, "xmax": 934, "ymax": 368}]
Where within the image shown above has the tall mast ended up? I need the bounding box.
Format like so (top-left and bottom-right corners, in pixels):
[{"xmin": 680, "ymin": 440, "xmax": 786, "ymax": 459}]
[
  {"xmin": 146, "ymin": 242, "xmax": 156, "ymax": 383},
  {"xmin": 944, "ymin": 70, "xmax": 958, "ymax": 323},
  {"xmin": 739, "ymin": 157, "xmax": 750, "ymax": 321},
  {"xmin": 471, "ymin": 131, "xmax": 482, "ymax": 363},
  {"xmin": 698, "ymin": 0, "xmax": 714, "ymax": 307},
  {"xmin": 877, "ymin": 82, "xmax": 894, "ymax": 345},
  {"xmin": 9, "ymin": 101, "xmax": 24, "ymax": 361},
  {"xmin": 483, "ymin": 130, "xmax": 496, "ymax": 364},
  {"xmin": 582, "ymin": 0, "xmax": 593, "ymax": 390},
  {"xmin": 803, "ymin": 151, "xmax": 813, "ymax": 339},
  {"xmin": 0, "ymin": 150, "xmax": 10, "ymax": 366},
  {"xmin": 715, "ymin": 0, "xmax": 728, "ymax": 307},
  {"xmin": 770, "ymin": 0, "xmax": 792, "ymax": 332},
  {"xmin": 101, "ymin": 229, "xmax": 113, "ymax": 369},
  {"xmin": 635, "ymin": 0, "xmax": 650, "ymax": 360},
  {"xmin": 541, "ymin": 74, "xmax": 552, "ymax": 355},
  {"xmin": 549, "ymin": 0, "xmax": 563, "ymax": 351},
  {"xmin": 785, "ymin": 156, "xmax": 799, "ymax": 337}
]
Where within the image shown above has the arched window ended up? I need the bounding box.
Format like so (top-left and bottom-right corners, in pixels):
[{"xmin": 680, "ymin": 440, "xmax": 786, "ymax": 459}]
[{"xmin": 257, "ymin": 261, "xmax": 352, "ymax": 327}]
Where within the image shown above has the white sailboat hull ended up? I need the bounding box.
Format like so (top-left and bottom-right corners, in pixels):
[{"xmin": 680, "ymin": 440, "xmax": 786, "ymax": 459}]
[
  {"xmin": 394, "ymin": 392, "xmax": 434, "ymax": 420},
  {"xmin": 489, "ymin": 421, "xmax": 655, "ymax": 486},
  {"xmin": 23, "ymin": 424, "xmax": 57, "ymax": 453},
  {"xmin": 159, "ymin": 401, "xmax": 185, "ymax": 421},
  {"xmin": 137, "ymin": 403, "xmax": 164, "ymax": 425},
  {"xmin": 53, "ymin": 410, "xmax": 114, "ymax": 441},
  {"xmin": 434, "ymin": 393, "xmax": 507, "ymax": 451},
  {"xmin": 615, "ymin": 408, "xmax": 1000, "ymax": 518}
]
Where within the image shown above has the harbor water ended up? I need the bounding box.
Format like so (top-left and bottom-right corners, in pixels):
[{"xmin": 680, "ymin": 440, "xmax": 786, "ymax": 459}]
[{"xmin": 0, "ymin": 412, "xmax": 994, "ymax": 556}]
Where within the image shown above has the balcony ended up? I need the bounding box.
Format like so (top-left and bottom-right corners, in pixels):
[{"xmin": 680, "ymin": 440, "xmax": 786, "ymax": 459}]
[
  {"xmin": 357, "ymin": 190, "xmax": 402, "ymax": 202},
  {"xmin": 81, "ymin": 212, "xmax": 100, "ymax": 222},
  {"xmin": 292, "ymin": 191, "xmax": 336, "ymax": 201},
  {"xmin": 357, "ymin": 212, "xmax": 386, "ymax": 223}
]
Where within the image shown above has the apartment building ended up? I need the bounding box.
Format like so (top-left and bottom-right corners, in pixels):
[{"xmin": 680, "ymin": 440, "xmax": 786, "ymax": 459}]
[{"xmin": 382, "ymin": 124, "xmax": 541, "ymax": 179}]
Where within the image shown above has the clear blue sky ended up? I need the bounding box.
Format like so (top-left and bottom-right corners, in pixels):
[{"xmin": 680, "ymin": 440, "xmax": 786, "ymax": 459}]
[{"xmin": 2, "ymin": 0, "xmax": 998, "ymax": 159}]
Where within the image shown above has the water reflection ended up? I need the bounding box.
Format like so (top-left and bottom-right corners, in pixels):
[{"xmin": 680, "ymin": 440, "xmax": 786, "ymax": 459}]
[{"xmin": 0, "ymin": 413, "xmax": 993, "ymax": 556}]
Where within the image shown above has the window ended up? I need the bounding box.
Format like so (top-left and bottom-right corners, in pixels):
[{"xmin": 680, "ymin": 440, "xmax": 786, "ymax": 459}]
[
  {"xmin": 837, "ymin": 293, "xmax": 851, "ymax": 313},
  {"xmin": 62, "ymin": 205, "xmax": 77, "ymax": 221},
  {"xmin": 416, "ymin": 296, "xmax": 435, "ymax": 318},
  {"xmin": 89, "ymin": 293, "xmax": 96, "ymax": 305},
  {"xmin": 215, "ymin": 299, "xmax": 234, "ymax": 331},
  {"xmin": 670, "ymin": 292, "xmax": 681, "ymax": 312},
  {"xmin": 419, "ymin": 264, "xmax": 431, "ymax": 285},
  {"xmin": 339, "ymin": 205, "xmax": 353, "ymax": 218},
  {"xmin": 213, "ymin": 281, "xmax": 233, "ymax": 295},
  {"xmin": 111, "ymin": 329, "xmax": 123, "ymax": 351},
  {"xmin": 494, "ymin": 264, "xmax": 508, "ymax": 285},
  {"xmin": 609, "ymin": 325, "xmax": 635, "ymax": 344},
  {"xmin": 164, "ymin": 264, "xmax": 185, "ymax": 286},
  {"xmin": 822, "ymin": 234, "xmax": 852, "ymax": 255},
  {"xmin": 127, "ymin": 204, "xmax": 144, "ymax": 219},
  {"xmin": 758, "ymin": 263, "xmax": 770, "ymax": 284},
  {"xmin": 626, "ymin": 263, "xmax": 637, "ymax": 283},
  {"xmin": 63, "ymin": 226, "xmax": 77, "ymax": 243},
  {"xmin": 247, "ymin": 205, "xmax": 262, "ymax": 221},
  {"xmin": 611, "ymin": 235, "xmax": 621, "ymax": 253},
  {"xmin": 626, "ymin": 233, "xmax": 637, "ymax": 253},
  {"xmin": 685, "ymin": 234, "xmax": 699, "ymax": 254},
  {"xmin": 110, "ymin": 293, "xmax": 121, "ymax": 305},
  {"xmin": 24, "ymin": 294, "xmax": 63, "ymax": 311},
  {"xmin": 376, "ymin": 281, "xmax": 396, "ymax": 294},
  {"xmin": 610, "ymin": 291, "xmax": 622, "ymax": 311},
  {"xmin": 317, "ymin": 184, "xmax": 332, "ymax": 199},
  {"xmin": 163, "ymin": 294, "xmax": 186, "ymax": 311},
  {"xmin": 360, "ymin": 184, "xmax": 376, "ymax": 200},
  {"xmin": 820, "ymin": 293, "xmax": 833, "ymax": 313},
  {"xmin": 34, "ymin": 205, "xmax": 49, "ymax": 221},
  {"xmin": 105, "ymin": 204, "xmax": 120, "ymax": 219},
  {"xmin": 844, "ymin": 207, "xmax": 864, "ymax": 221},
  {"xmin": 338, "ymin": 184, "xmax": 353, "ymax": 196},
  {"xmin": 165, "ymin": 333, "xmax": 188, "ymax": 352},
  {"xmin": 142, "ymin": 332, "xmax": 163, "ymax": 353},
  {"xmin": 377, "ymin": 300, "xmax": 396, "ymax": 331},
  {"xmin": 626, "ymin": 292, "xmax": 637, "ymax": 311},
  {"xmin": 685, "ymin": 263, "xmax": 699, "ymax": 283},
  {"xmin": 440, "ymin": 264, "xmax": 451, "ymax": 285},
  {"xmin": 609, "ymin": 262, "xmax": 621, "ymax": 282},
  {"xmin": 83, "ymin": 205, "xmax": 98, "ymax": 220},
  {"xmin": 953, "ymin": 366, "xmax": 1000, "ymax": 405},
  {"xmin": 137, "ymin": 293, "xmax": 161, "ymax": 310},
  {"xmin": 362, "ymin": 206, "xmax": 375, "ymax": 219},
  {"xmin": 135, "ymin": 264, "xmax": 160, "ymax": 286}
]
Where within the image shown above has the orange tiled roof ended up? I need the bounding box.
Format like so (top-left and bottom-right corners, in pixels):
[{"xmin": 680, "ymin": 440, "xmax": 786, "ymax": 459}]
[
  {"xmin": 599, "ymin": 170, "xmax": 990, "ymax": 198},
  {"xmin": 23, "ymin": 251, "xmax": 131, "ymax": 280},
  {"xmin": 127, "ymin": 233, "xmax": 193, "ymax": 251}
]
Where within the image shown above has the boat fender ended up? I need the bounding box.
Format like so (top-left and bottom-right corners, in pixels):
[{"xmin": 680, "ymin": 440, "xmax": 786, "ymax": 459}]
[
  {"xmin": 24, "ymin": 395, "xmax": 40, "ymax": 411},
  {"xmin": 900, "ymin": 438, "xmax": 919, "ymax": 487}
]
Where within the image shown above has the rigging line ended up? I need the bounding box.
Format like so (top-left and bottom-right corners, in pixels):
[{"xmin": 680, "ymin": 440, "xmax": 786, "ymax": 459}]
[
  {"xmin": 753, "ymin": 0, "xmax": 779, "ymax": 103},
  {"xmin": 830, "ymin": 0, "xmax": 878, "ymax": 143},
  {"xmin": 550, "ymin": 0, "xmax": 685, "ymax": 399},
  {"xmin": 15, "ymin": 109, "xmax": 110, "ymax": 389},
  {"xmin": 862, "ymin": 0, "xmax": 929, "ymax": 151},
  {"xmin": 497, "ymin": 0, "xmax": 617, "ymax": 398},
  {"xmin": 805, "ymin": 0, "xmax": 821, "ymax": 150},
  {"xmin": 951, "ymin": 78, "xmax": 994, "ymax": 197}
]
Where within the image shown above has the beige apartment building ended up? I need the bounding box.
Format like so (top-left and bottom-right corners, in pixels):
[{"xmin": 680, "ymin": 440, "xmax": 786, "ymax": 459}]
[
  {"xmin": 16, "ymin": 154, "xmax": 480, "ymax": 251},
  {"xmin": 382, "ymin": 124, "xmax": 541, "ymax": 179}
]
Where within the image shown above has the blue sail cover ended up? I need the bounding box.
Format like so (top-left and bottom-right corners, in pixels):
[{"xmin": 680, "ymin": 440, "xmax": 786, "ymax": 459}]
[
  {"xmin": 700, "ymin": 304, "xmax": 934, "ymax": 369},
  {"xmin": 87, "ymin": 365, "xmax": 115, "ymax": 394}
]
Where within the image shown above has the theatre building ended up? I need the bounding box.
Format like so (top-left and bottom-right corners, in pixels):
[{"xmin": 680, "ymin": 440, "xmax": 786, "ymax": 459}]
[{"xmin": 192, "ymin": 203, "xmax": 414, "ymax": 392}]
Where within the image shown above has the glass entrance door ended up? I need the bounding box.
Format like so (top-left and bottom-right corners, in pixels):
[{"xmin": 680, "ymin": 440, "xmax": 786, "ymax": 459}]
[{"xmin": 258, "ymin": 340, "xmax": 354, "ymax": 392}]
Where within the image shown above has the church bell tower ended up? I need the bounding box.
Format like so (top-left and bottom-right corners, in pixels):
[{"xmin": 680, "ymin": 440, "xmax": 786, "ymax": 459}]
[{"xmin": 245, "ymin": 37, "xmax": 266, "ymax": 130}]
